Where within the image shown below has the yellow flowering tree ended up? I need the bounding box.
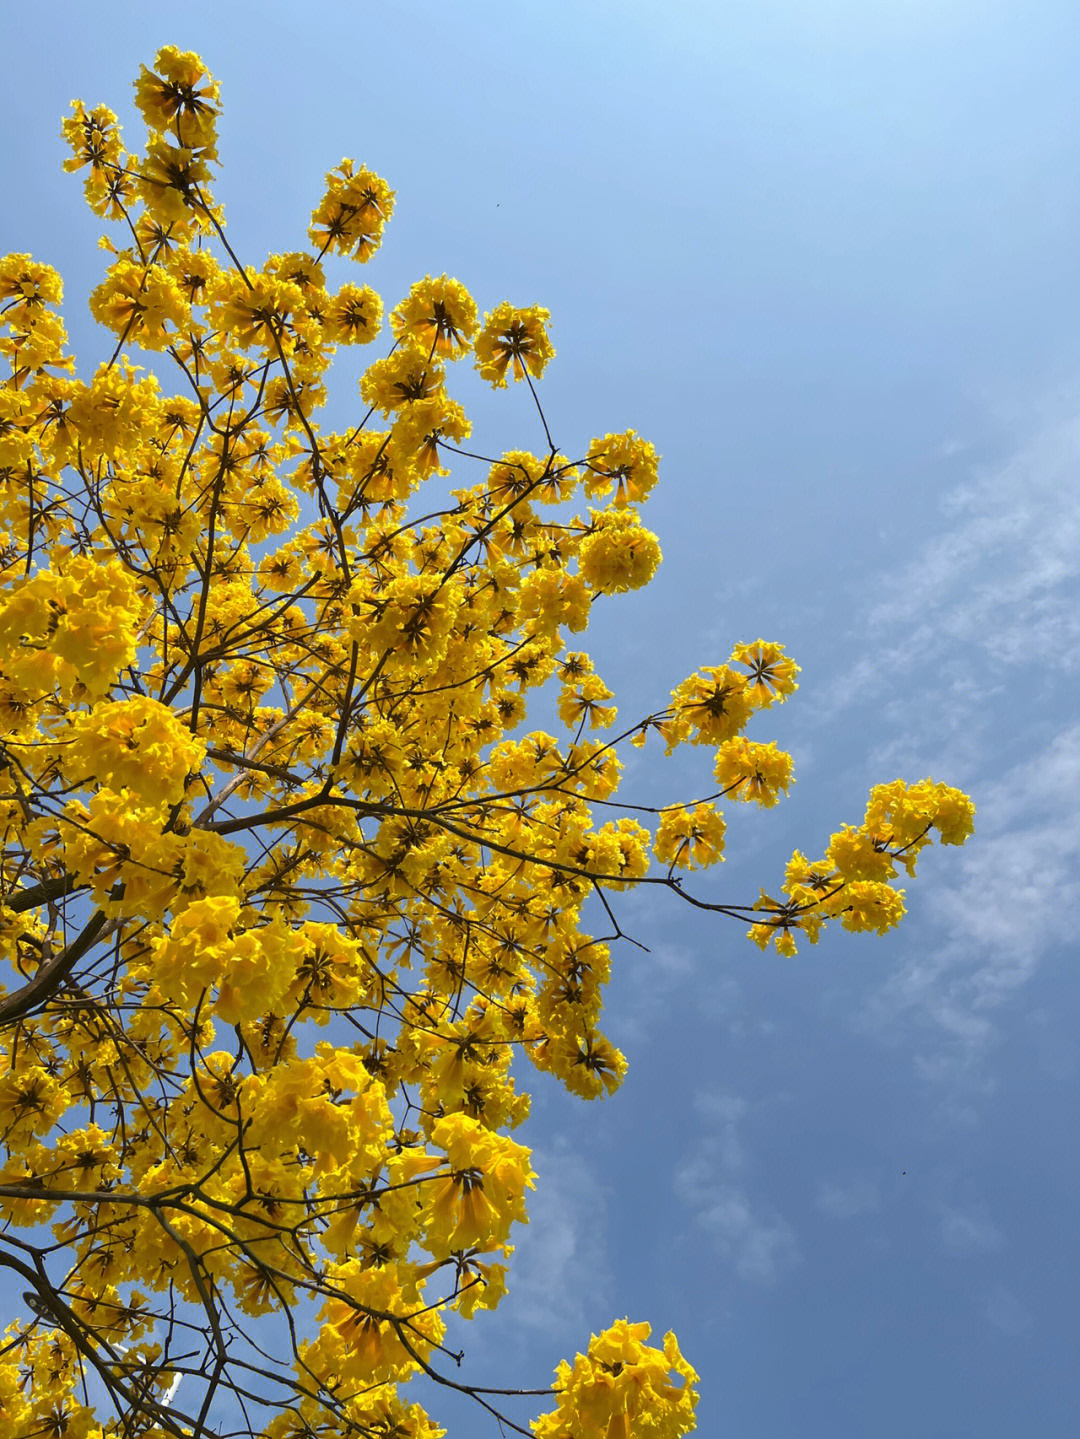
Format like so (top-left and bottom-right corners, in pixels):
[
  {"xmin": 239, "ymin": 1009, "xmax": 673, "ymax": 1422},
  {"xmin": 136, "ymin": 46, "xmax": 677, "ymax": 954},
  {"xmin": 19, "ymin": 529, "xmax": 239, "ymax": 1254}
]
[{"xmin": 0, "ymin": 48, "xmax": 973, "ymax": 1439}]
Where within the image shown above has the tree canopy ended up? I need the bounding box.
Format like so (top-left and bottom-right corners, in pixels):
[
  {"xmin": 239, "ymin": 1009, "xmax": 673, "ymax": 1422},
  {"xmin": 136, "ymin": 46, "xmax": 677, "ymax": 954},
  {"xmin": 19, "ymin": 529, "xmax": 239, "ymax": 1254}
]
[{"xmin": 0, "ymin": 47, "xmax": 974, "ymax": 1439}]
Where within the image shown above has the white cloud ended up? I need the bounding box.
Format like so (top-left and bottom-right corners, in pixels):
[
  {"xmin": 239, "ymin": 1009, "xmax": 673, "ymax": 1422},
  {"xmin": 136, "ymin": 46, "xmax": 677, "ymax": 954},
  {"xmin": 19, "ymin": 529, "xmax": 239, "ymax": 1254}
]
[
  {"xmin": 682, "ymin": 1178, "xmax": 800, "ymax": 1284},
  {"xmin": 862, "ymin": 725, "xmax": 1080, "ymax": 1059},
  {"xmin": 501, "ymin": 1135, "xmax": 612, "ymax": 1338},
  {"xmin": 815, "ymin": 395, "xmax": 1080, "ymax": 787},
  {"xmin": 673, "ymin": 1090, "xmax": 800, "ymax": 1285},
  {"xmin": 816, "ymin": 1177, "xmax": 880, "ymax": 1219},
  {"xmin": 867, "ymin": 404, "xmax": 1080, "ymax": 675},
  {"xmin": 812, "ymin": 390, "xmax": 1080, "ymax": 1065},
  {"xmin": 605, "ymin": 931, "xmax": 760, "ymax": 1050},
  {"xmin": 606, "ymin": 938, "xmax": 698, "ymax": 1046},
  {"xmin": 693, "ymin": 1089, "xmax": 748, "ymax": 1125},
  {"xmin": 938, "ymin": 1203, "xmax": 1004, "ymax": 1256}
]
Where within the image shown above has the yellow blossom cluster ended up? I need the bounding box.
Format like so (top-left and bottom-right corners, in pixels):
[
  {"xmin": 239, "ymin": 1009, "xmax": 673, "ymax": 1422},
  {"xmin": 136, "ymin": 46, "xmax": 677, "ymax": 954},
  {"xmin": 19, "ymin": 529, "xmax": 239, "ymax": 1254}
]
[
  {"xmin": 747, "ymin": 778, "xmax": 976, "ymax": 955},
  {"xmin": 533, "ymin": 1320, "xmax": 699, "ymax": 1439},
  {"xmin": 0, "ymin": 46, "xmax": 974, "ymax": 1439}
]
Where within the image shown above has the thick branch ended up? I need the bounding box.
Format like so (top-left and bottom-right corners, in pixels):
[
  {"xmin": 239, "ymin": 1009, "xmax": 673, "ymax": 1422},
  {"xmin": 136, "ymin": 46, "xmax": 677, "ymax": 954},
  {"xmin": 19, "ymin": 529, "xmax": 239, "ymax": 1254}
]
[
  {"xmin": 0, "ymin": 909, "xmax": 111, "ymax": 1028},
  {"xmin": 2, "ymin": 872, "xmax": 82, "ymax": 913}
]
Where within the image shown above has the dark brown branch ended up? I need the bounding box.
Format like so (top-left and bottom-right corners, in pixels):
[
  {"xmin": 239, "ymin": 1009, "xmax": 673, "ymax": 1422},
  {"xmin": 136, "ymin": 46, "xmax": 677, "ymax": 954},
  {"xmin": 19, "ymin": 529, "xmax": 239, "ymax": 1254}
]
[{"xmin": 0, "ymin": 909, "xmax": 110, "ymax": 1028}]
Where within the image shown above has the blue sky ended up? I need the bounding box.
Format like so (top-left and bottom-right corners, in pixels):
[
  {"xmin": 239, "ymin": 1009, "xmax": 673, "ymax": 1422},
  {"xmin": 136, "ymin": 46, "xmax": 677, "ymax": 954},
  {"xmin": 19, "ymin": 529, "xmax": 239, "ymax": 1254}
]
[{"xmin": 3, "ymin": 3, "xmax": 1078, "ymax": 1435}]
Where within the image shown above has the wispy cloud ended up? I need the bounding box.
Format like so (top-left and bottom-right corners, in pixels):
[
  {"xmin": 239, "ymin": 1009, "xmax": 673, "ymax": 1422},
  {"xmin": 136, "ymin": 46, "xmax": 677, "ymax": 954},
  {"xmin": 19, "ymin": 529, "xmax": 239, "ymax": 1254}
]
[
  {"xmin": 938, "ymin": 1202, "xmax": 1004, "ymax": 1256},
  {"xmin": 817, "ymin": 395, "xmax": 1080, "ymax": 784},
  {"xmin": 867, "ymin": 407, "xmax": 1080, "ymax": 671},
  {"xmin": 673, "ymin": 1090, "xmax": 800, "ymax": 1285},
  {"xmin": 861, "ymin": 724, "xmax": 1080, "ymax": 1061},
  {"xmin": 816, "ymin": 1177, "xmax": 880, "ymax": 1219},
  {"xmin": 501, "ymin": 1134, "xmax": 612, "ymax": 1338},
  {"xmin": 812, "ymin": 393, "xmax": 1080, "ymax": 1067},
  {"xmin": 606, "ymin": 936, "xmax": 699, "ymax": 1046}
]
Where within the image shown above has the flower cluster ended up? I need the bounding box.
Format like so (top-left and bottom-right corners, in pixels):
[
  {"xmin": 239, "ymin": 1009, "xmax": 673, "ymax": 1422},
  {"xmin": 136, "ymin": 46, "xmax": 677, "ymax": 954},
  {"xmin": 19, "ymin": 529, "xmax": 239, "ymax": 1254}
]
[{"xmin": 533, "ymin": 1320, "xmax": 699, "ymax": 1439}]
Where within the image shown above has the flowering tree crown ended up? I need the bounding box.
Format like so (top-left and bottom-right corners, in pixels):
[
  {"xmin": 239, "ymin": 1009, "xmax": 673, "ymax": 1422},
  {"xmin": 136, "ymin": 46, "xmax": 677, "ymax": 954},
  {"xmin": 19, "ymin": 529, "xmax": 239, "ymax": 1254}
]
[{"xmin": 0, "ymin": 47, "xmax": 973, "ymax": 1439}]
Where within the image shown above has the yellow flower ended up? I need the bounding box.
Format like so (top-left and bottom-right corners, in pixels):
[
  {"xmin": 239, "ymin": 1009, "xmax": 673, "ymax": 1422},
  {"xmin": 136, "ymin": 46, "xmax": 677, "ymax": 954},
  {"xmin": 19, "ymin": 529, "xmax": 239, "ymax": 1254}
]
[
  {"xmin": 208, "ymin": 271, "xmax": 305, "ymax": 352},
  {"xmin": 65, "ymin": 360, "xmax": 163, "ymax": 459},
  {"xmin": 264, "ymin": 250, "xmax": 327, "ymax": 293},
  {"xmin": 558, "ymin": 673, "xmax": 617, "ymax": 729},
  {"xmin": 747, "ymin": 887, "xmax": 825, "ymax": 955},
  {"xmin": 713, "ymin": 737, "xmax": 794, "ymax": 807},
  {"xmin": 360, "ymin": 349, "xmax": 445, "ymax": 415},
  {"xmin": 667, "ymin": 665, "xmax": 753, "ymax": 747},
  {"xmin": 351, "ymin": 572, "xmax": 459, "ymax": 670},
  {"xmin": 826, "ymin": 824, "xmax": 897, "ymax": 883},
  {"xmin": 930, "ymin": 783, "xmax": 976, "ymax": 844},
  {"xmin": 134, "ymin": 46, "xmax": 220, "ymax": 156},
  {"xmin": 150, "ymin": 894, "xmax": 240, "ymax": 1009},
  {"xmin": 475, "ymin": 301, "xmax": 554, "ymax": 385},
  {"xmin": 284, "ymin": 922, "xmax": 373, "ymax": 1017},
  {"xmin": 137, "ymin": 136, "xmax": 215, "ymax": 226},
  {"xmin": 422, "ymin": 1113, "xmax": 534, "ymax": 1257},
  {"xmin": 166, "ymin": 244, "xmax": 220, "ymax": 304},
  {"xmin": 64, "ymin": 694, "xmax": 205, "ymax": 811},
  {"xmin": 729, "ymin": 638, "xmax": 800, "ymax": 707},
  {"xmin": 323, "ymin": 281, "xmax": 383, "ymax": 344},
  {"xmin": 0, "ymin": 554, "xmax": 145, "ymax": 701},
  {"xmin": 62, "ymin": 101, "xmax": 124, "ymax": 177},
  {"xmin": 486, "ymin": 449, "xmax": 579, "ymax": 504},
  {"xmin": 309, "ymin": 1263, "xmax": 441, "ymax": 1385},
  {"xmin": 88, "ymin": 262, "xmax": 190, "ymax": 351},
  {"xmin": 308, "ymin": 159, "xmax": 395, "ymax": 262},
  {"xmin": 391, "ymin": 274, "xmax": 478, "ymax": 358},
  {"xmin": 548, "ymin": 1030, "xmax": 627, "ymax": 1099},
  {"xmin": 389, "ymin": 395, "xmax": 471, "ymax": 478},
  {"xmin": 584, "ymin": 431, "xmax": 660, "ymax": 506},
  {"xmin": 839, "ymin": 880, "xmax": 907, "ymax": 935},
  {"xmin": 783, "ymin": 849, "xmax": 838, "ymax": 901},
  {"xmin": 533, "ymin": 1321, "xmax": 698, "ymax": 1439},
  {"xmin": 654, "ymin": 803, "xmax": 726, "ymax": 869},
  {"xmin": 864, "ymin": 777, "xmax": 975, "ymax": 854},
  {"xmin": 0, "ymin": 254, "xmax": 63, "ymax": 309},
  {"xmin": 518, "ymin": 568, "xmax": 591, "ymax": 636},
  {"xmin": 0, "ymin": 1062, "xmax": 69, "ymax": 1147},
  {"xmin": 578, "ymin": 510, "xmax": 662, "ymax": 594}
]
